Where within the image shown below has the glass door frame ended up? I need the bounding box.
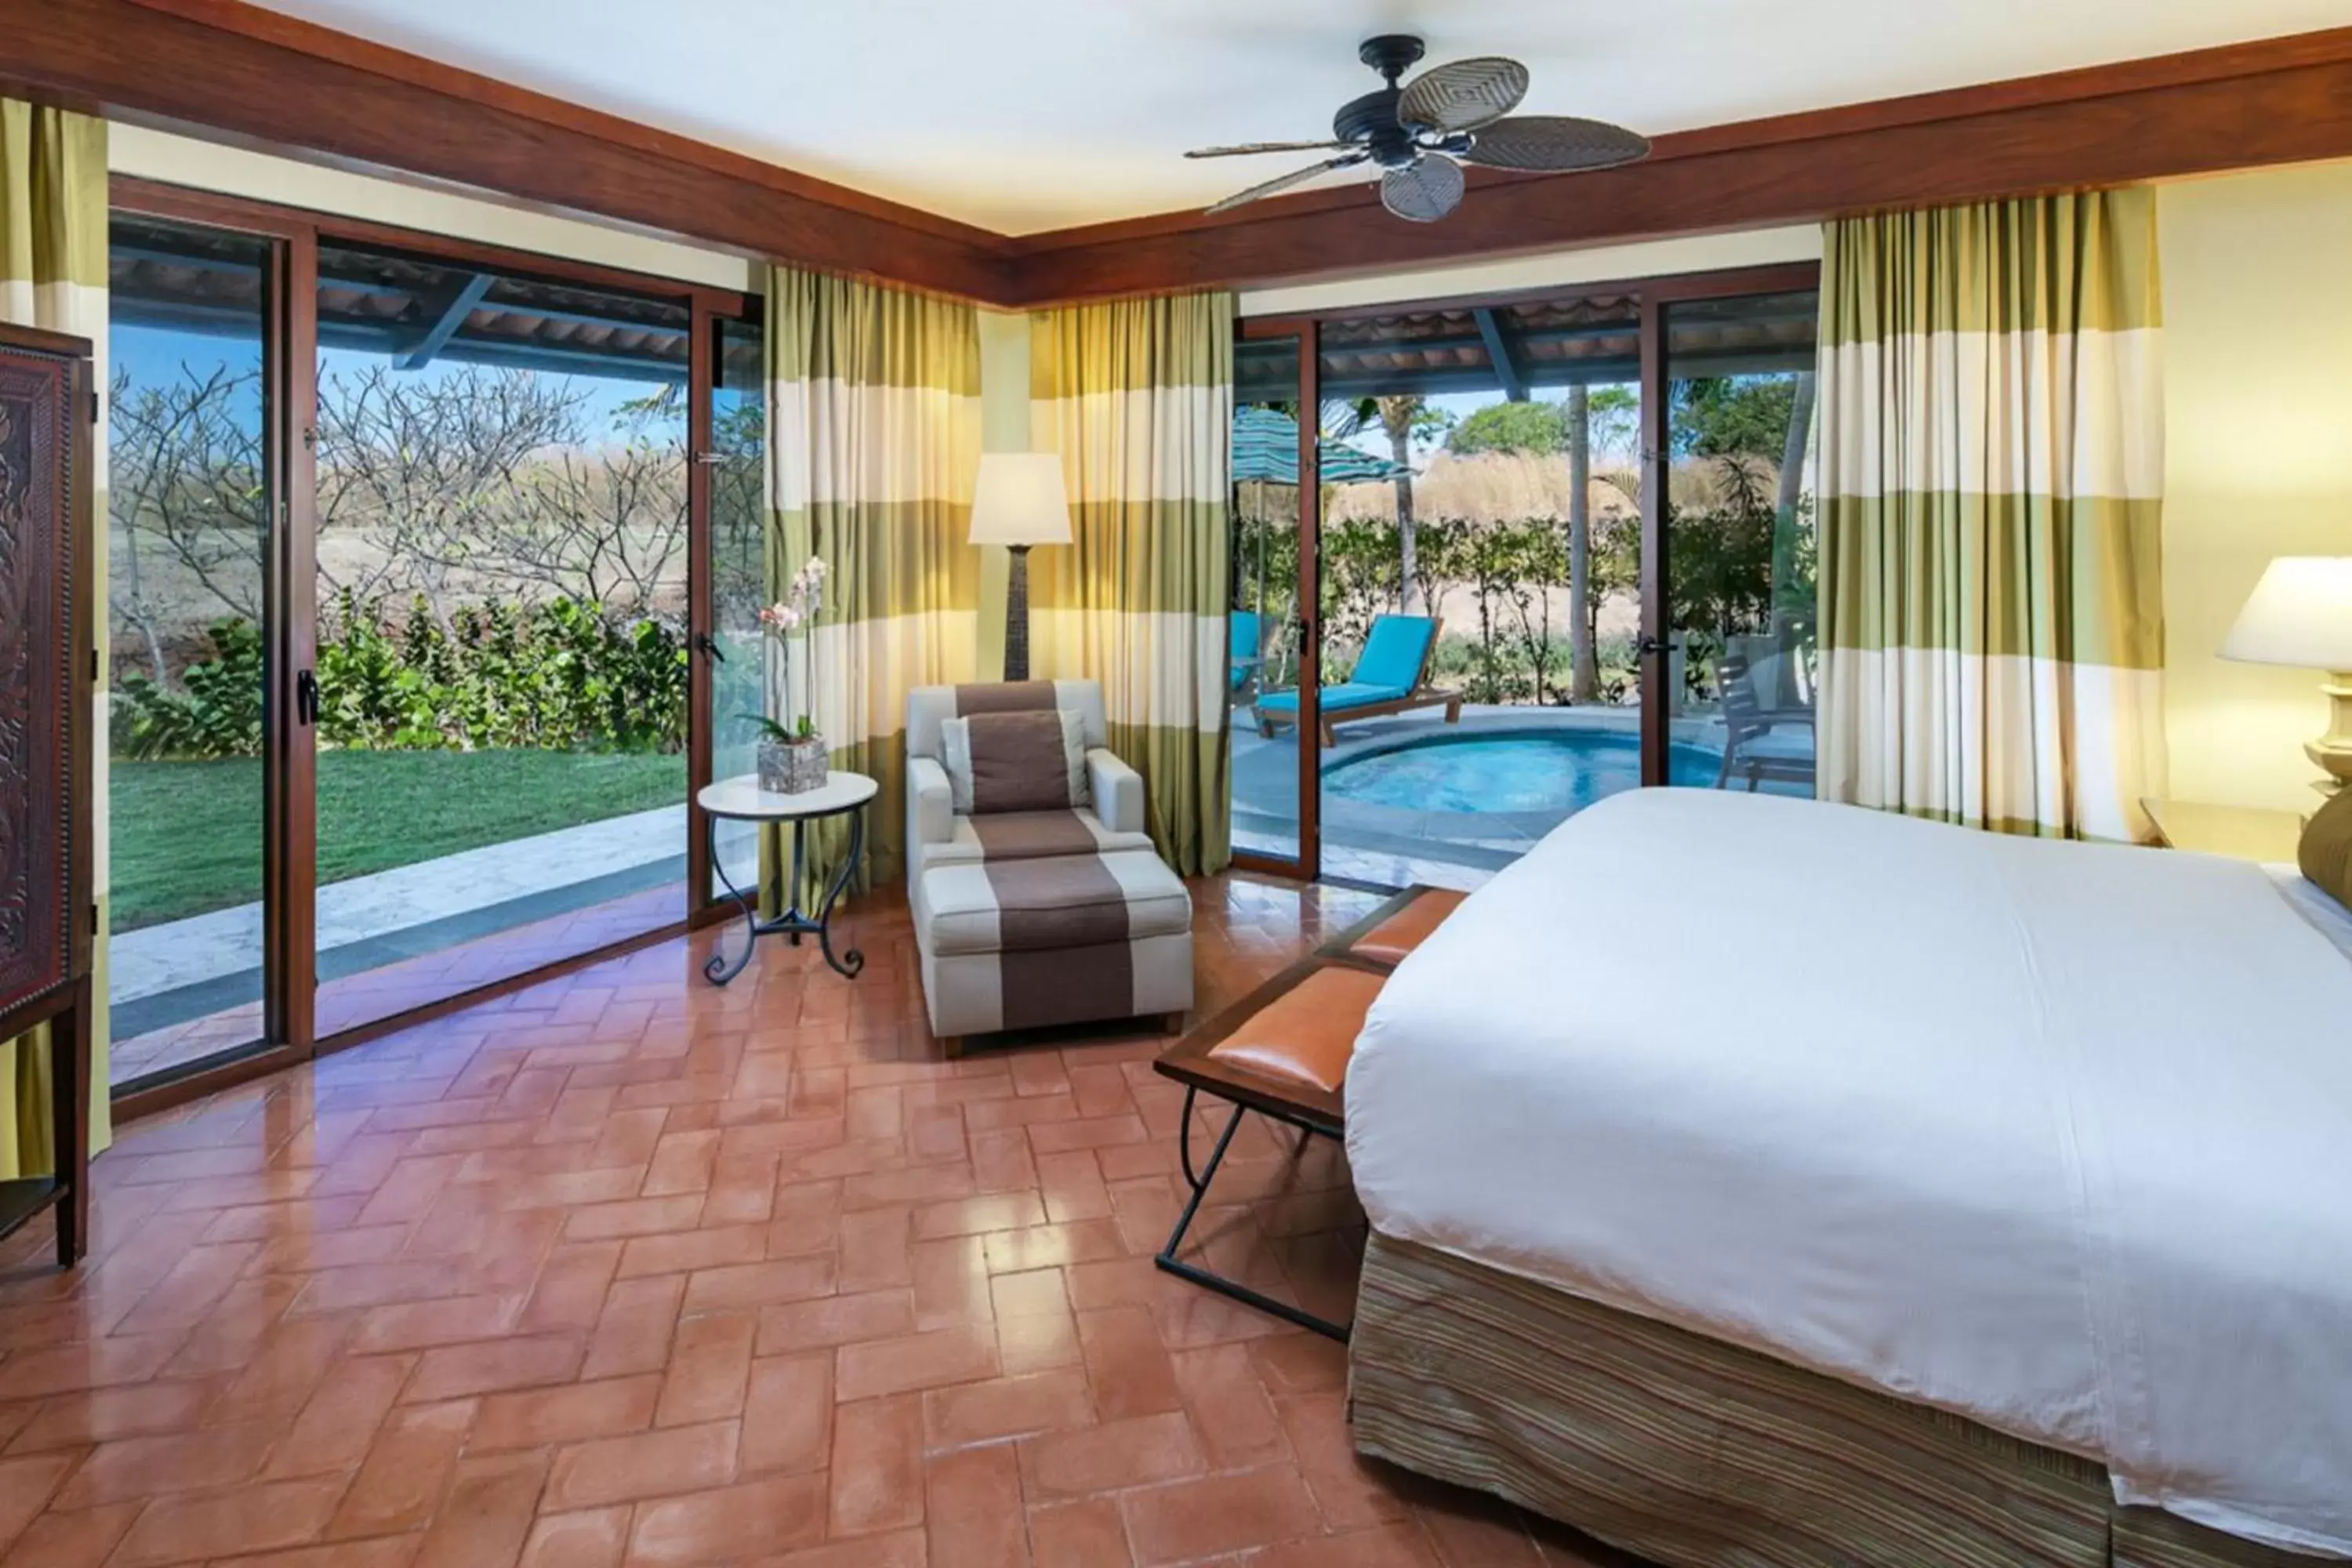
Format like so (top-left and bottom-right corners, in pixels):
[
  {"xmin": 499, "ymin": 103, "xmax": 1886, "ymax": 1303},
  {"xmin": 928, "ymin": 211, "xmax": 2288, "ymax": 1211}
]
[
  {"xmin": 109, "ymin": 175, "xmax": 757, "ymax": 1114},
  {"xmin": 1230, "ymin": 314, "xmax": 1321, "ymax": 883},
  {"xmin": 1233, "ymin": 261, "xmax": 1820, "ymax": 885}
]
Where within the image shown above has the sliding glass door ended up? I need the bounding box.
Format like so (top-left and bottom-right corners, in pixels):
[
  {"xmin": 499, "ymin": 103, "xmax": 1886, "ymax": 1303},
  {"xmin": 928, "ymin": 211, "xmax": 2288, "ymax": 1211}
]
[
  {"xmin": 702, "ymin": 313, "xmax": 768, "ymax": 897},
  {"xmin": 1229, "ymin": 325, "xmax": 1314, "ymax": 876},
  {"xmin": 1232, "ymin": 266, "xmax": 1819, "ymax": 891},
  {"xmin": 104, "ymin": 181, "xmax": 756, "ymax": 1095},
  {"xmin": 104, "ymin": 214, "xmax": 285, "ymax": 1086},
  {"xmin": 1660, "ymin": 291, "xmax": 1821, "ymax": 800},
  {"xmin": 307, "ymin": 241, "xmax": 695, "ymax": 1035}
]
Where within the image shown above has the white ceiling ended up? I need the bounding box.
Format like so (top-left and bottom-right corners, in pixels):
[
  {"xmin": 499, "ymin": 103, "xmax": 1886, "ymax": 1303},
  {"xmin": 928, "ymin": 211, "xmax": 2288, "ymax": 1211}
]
[{"xmin": 249, "ymin": 0, "xmax": 2352, "ymax": 234}]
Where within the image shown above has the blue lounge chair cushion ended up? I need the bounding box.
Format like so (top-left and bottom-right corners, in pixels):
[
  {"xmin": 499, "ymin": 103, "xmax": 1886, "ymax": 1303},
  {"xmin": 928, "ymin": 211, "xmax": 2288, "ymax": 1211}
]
[
  {"xmin": 1229, "ymin": 612, "xmax": 1261, "ymax": 691},
  {"xmin": 1351, "ymin": 615, "xmax": 1436, "ymax": 694},
  {"xmin": 1254, "ymin": 682, "xmax": 1406, "ymax": 716}
]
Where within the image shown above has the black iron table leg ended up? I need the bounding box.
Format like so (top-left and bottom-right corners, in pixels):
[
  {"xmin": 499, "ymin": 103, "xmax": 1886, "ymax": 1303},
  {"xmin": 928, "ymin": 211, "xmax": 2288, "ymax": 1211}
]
[
  {"xmin": 1154, "ymin": 1086, "xmax": 1351, "ymax": 1341},
  {"xmin": 701, "ymin": 805, "xmax": 867, "ymax": 985}
]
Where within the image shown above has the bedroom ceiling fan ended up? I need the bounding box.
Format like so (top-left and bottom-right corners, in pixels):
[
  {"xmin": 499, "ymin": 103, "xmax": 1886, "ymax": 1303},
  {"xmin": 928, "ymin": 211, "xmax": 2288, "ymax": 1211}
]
[{"xmin": 1185, "ymin": 35, "xmax": 1650, "ymax": 223}]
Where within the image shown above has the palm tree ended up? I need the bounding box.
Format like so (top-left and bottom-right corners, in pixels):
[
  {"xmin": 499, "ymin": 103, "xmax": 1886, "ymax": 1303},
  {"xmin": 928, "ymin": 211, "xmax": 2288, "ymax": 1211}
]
[{"xmin": 1327, "ymin": 395, "xmax": 1443, "ymax": 615}]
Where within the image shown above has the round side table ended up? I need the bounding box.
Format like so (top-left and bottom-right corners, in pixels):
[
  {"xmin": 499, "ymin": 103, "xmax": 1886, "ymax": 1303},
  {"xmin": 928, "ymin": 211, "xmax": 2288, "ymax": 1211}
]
[{"xmin": 696, "ymin": 771, "xmax": 879, "ymax": 985}]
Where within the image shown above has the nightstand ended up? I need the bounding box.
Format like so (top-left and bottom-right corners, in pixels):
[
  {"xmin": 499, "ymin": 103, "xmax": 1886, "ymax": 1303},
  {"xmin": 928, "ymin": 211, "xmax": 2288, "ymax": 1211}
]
[{"xmin": 2140, "ymin": 797, "xmax": 2307, "ymax": 863}]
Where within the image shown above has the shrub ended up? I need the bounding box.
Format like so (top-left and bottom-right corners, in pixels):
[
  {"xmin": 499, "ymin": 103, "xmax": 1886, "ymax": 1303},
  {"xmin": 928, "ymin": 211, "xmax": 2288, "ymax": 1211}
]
[{"xmin": 111, "ymin": 593, "xmax": 689, "ymax": 760}]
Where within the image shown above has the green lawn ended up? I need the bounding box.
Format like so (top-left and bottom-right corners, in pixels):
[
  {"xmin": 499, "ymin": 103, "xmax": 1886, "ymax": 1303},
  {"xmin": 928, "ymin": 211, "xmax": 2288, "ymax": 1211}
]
[{"xmin": 111, "ymin": 749, "xmax": 688, "ymax": 933}]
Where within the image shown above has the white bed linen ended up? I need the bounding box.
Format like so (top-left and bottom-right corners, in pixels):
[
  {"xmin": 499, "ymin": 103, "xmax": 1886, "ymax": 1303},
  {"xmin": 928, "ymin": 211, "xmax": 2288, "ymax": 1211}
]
[{"xmin": 1347, "ymin": 789, "xmax": 2352, "ymax": 1558}]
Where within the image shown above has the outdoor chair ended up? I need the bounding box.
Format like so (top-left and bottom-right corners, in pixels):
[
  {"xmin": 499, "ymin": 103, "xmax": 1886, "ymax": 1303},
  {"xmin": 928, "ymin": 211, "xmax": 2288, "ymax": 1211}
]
[
  {"xmin": 1713, "ymin": 650, "xmax": 1816, "ymax": 792},
  {"xmin": 1252, "ymin": 613, "xmax": 1461, "ymax": 746},
  {"xmin": 1229, "ymin": 609, "xmax": 1266, "ymax": 700}
]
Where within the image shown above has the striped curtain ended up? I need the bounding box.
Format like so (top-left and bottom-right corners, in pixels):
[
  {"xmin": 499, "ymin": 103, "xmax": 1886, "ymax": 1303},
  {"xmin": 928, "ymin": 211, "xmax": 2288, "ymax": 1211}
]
[
  {"xmin": 764, "ymin": 266, "xmax": 981, "ymax": 900},
  {"xmin": 1028, "ymin": 293, "xmax": 1233, "ymax": 876},
  {"xmin": 1817, "ymin": 189, "xmax": 2168, "ymax": 841},
  {"xmin": 0, "ymin": 99, "xmax": 110, "ymax": 1176}
]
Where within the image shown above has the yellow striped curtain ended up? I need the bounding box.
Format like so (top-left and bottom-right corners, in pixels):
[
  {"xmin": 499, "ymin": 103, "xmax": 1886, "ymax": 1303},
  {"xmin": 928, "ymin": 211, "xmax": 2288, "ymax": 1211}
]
[
  {"xmin": 764, "ymin": 266, "xmax": 981, "ymax": 898},
  {"xmin": 1816, "ymin": 188, "xmax": 2169, "ymax": 841},
  {"xmin": 1028, "ymin": 293, "xmax": 1234, "ymax": 876},
  {"xmin": 0, "ymin": 98, "xmax": 110, "ymax": 1175}
]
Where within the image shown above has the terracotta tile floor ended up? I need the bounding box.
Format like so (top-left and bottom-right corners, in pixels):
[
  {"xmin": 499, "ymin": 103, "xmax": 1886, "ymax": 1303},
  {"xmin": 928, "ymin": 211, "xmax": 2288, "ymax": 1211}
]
[{"xmin": 0, "ymin": 873, "xmax": 1632, "ymax": 1566}]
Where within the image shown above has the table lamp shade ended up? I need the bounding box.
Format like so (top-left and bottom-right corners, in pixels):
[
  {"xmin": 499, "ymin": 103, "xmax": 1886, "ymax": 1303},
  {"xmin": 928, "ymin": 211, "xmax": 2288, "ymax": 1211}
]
[
  {"xmin": 2221, "ymin": 555, "xmax": 2352, "ymax": 797},
  {"xmin": 969, "ymin": 452, "xmax": 1073, "ymax": 547},
  {"xmin": 2221, "ymin": 557, "xmax": 2352, "ymax": 670}
]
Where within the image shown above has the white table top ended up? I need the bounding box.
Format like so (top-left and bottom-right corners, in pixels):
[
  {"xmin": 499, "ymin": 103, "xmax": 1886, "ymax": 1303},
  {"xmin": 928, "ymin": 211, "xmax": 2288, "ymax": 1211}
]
[{"xmin": 699, "ymin": 771, "xmax": 878, "ymax": 821}]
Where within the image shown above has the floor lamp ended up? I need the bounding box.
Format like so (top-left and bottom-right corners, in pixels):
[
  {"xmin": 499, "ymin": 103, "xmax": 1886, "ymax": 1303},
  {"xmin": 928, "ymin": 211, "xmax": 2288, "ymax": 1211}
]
[{"xmin": 971, "ymin": 452, "xmax": 1073, "ymax": 683}]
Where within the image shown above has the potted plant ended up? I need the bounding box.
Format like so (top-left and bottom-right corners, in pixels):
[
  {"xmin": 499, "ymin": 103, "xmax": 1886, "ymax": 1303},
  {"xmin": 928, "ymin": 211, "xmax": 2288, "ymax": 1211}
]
[{"xmin": 750, "ymin": 555, "xmax": 830, "ymax": 793}]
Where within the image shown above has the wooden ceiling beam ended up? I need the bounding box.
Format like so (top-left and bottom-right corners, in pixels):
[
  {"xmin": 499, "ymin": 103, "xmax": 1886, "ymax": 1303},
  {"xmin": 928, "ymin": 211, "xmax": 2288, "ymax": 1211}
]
[{"xmin": 8, "ymin": 0, "xmax": 2352, "ymax": 309}]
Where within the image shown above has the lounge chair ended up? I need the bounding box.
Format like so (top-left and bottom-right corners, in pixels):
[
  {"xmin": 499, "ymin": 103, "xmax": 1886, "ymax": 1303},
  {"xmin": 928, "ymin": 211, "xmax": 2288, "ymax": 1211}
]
[
  {"xmin": 1254, "ymin": 614, "xmax": 1461, "ymax": 746},
  {"xmin": 1713, "ymin": 650, "xmax": 1815, "ymax": 791},
  {"xmin": 1229, "ymin": 608, "xmax": 1265, "ymax": 699}
]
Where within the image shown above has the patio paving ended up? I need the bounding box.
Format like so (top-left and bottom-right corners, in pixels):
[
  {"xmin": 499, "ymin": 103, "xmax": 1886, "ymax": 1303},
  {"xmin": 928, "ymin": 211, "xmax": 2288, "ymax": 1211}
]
[{"xmin": 110, "ymin": 800, "xmax": 693, "ymax": 1059}]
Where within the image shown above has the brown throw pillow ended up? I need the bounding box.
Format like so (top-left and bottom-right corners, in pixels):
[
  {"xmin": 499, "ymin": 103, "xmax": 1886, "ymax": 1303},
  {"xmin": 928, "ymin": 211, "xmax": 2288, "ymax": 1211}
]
[
  {"xmin": 942, "ymin": 709, "xmax": 1089, "ymax": 815},
  {"xmin": 2300, "ymin": 788, "xmax": 2352, "ymax": 910}
]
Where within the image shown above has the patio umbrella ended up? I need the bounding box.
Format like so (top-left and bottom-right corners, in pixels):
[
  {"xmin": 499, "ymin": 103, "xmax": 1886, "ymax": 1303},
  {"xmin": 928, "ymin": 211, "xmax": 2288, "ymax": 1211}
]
[{"xmin": 1230, "ymin": 405, "xmax": 1408, "ymax": 485}]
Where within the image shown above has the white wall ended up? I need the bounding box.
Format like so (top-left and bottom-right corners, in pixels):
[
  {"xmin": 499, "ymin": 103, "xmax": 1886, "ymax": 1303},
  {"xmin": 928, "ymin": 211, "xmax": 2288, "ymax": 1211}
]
[
  {"xmin": 2158, "ymin": 160, "xmax": 2352, "ymax": 813},
  {"xmin": 111, "ymin": 124, "xmax": 757, "ymax": 293},
  {"xmin": 1237, "ymin": 225, "xmax": 1820, "ymax": 317}
]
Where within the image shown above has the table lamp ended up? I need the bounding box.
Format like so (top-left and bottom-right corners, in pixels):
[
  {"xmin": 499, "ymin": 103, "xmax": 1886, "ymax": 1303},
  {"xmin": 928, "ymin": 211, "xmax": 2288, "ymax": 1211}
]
[
  {"xmin": 970, "ymin": 452, "xmax": 1072, "ymax": 683},
  {"xmin": 2221, "ymin": 555, "xmax": 2352, "ymax": 797}
]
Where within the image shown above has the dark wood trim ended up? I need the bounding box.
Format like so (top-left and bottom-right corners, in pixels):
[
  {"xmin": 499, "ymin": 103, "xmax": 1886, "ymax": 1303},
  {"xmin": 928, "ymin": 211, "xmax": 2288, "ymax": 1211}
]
[
  {"xmin": 1292, "ymin": 321, "xmax": 1324, "ymax": 880},
  {"xmin": 22, "ymin": 0, "xmax": 2352, "ymax": 306},
  {"xmin": 277, "ymin": 226, "xmax": 319, "ymax": 1051},
  {"xmin": 1001, "ymin": 27, "xmax": 2352, "ymax": 304},
  {"xmin": 685, "ymin": 300, "xmax": 717, "ymax": 914},
  {"xmin": 16, "ymin": 0, "xmax": 1011, "ymax": 301},
  {"xmin": 1637, "ymin": 297, "xmax": 1669, "ymax": 787}
]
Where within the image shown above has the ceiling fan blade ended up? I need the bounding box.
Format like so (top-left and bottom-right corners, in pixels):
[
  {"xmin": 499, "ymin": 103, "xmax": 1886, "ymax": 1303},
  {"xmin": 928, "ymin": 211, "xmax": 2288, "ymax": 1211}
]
[
  {"xmin": 1461, "ymin": 115, "xmax": 1650, "ymax": 172},
  {"xmin": 1398, "ymin": 56, "xmax": 1530, "ymax": 133},
  {"xmin": 1185, "ymin": 140, "xmax": 1351, "ymax": 159},
  {"xmin": 1381, "ymin": 156, "xmax": 1466, "ymax": 223},
  {"xmin": 1207, "ymin": 153, "xmax": 1370, "ymax": 215}
]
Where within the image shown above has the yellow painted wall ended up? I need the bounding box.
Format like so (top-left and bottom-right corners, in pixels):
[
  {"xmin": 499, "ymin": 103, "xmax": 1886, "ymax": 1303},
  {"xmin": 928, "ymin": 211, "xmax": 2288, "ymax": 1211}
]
[{"xmin": 2159, "ymin": 160, "xmax": 2352, "ymax": 813}]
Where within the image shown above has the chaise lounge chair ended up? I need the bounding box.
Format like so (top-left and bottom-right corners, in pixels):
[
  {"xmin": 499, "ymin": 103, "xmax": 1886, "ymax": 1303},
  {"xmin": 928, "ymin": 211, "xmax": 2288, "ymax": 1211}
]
[
  {"xmin": 1713, "ymin": 649, "xmax": 1816, "ymax": 792},
  {"xmin": 1253, "ymin": 613, "xmax": 1461, "ymax": 747}
]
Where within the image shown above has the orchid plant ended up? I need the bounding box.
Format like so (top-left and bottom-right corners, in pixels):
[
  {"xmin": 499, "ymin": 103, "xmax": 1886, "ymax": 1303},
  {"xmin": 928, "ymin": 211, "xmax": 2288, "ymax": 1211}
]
[{"xmin": 748, "ymin": 555, "xmax": 829, "ymax": 742}]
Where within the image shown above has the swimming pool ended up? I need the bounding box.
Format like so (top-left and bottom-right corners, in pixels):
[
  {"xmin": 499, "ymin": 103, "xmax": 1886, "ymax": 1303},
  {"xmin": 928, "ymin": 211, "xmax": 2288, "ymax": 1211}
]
[{"xmin": 1321, "ymin": 730, "xmax": 1722, "ymax": 815}]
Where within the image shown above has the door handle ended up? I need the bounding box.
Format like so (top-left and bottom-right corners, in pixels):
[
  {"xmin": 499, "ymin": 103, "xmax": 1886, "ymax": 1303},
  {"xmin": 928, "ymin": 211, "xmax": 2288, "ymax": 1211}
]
[
  {"xmin": 692, "ymin": 632, "xmax": 725, "ymax": 663},
  {"xmin": 1635, "ymin": 634, "xmax": 1675, "ymax": 659},
  {"xmin": 296, "ymin": 669, "xmax": 319, "ymax": 726}
]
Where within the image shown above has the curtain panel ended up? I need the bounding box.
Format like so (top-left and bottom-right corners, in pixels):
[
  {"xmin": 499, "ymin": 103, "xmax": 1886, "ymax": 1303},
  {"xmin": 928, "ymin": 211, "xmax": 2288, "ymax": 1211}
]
[
  {"xmin": 0, "ymin": 98, "xmax": 109, "ymax": 1176},
  {"xmin": 1028, "ymin": 292, "xmax": 1234, "ymax": 876},
  {"xmin": 763, "ymin": 266, "xmax": 982, "ymax": 902},
  {"xmin": 1816, "ymin": 188, "xmax": 2169, "ymax": 841}
]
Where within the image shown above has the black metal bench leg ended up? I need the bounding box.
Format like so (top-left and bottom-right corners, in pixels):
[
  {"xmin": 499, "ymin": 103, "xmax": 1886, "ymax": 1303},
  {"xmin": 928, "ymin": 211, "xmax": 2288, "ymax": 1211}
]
[{"xmin": 1154, "ymin": 1087, "xmax": 1351, "ymax": 1341}]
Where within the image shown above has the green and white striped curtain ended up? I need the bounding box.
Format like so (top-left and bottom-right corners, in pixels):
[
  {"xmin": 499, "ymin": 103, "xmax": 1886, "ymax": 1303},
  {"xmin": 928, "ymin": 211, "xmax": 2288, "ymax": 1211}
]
[
  {"xmin": 0, "ymin": 98, "xmax": 110, "ymax": 1176},
  {"xmin": 1817, "ymin": 188, "xmax": 2168, "ymax": 841},
  {"xmin": 1029, "ymin": 293, "xmax": 1234, "ymax": 876},
  {"xmin": 764, "ymin": 265, "xmax": 981, "ymax": 899}
]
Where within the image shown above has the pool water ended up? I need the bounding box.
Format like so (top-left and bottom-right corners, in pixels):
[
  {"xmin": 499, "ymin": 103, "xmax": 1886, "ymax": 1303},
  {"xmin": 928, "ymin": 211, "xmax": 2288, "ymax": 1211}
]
[{"xmin": 1322, "ymin": 731, "xmax": 1720, "ymax": 815}]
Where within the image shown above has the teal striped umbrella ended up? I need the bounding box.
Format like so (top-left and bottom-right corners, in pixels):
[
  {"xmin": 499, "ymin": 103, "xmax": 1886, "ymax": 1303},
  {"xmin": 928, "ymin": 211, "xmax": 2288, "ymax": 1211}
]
[{"xmin": 1231, "ymin": 405, "xmax": 1407, "ymax": 485}]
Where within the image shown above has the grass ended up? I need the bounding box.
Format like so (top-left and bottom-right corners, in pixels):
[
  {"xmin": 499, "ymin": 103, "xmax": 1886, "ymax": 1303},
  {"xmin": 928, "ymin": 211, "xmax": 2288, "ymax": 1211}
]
[{"xmin": 111, "ymin": 748, "xmax": 688, "ymax": 933}]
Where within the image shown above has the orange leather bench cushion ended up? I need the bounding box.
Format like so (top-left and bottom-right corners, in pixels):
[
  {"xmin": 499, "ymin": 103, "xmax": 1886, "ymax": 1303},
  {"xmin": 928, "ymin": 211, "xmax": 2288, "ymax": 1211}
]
[
  {"xmin": 1348, "ymin": 888, "xmax": 1467, "ymax": 968},
  {"xmin": 1205, "ymin": 966, "xmax": 1386, "ymax": 1095}
]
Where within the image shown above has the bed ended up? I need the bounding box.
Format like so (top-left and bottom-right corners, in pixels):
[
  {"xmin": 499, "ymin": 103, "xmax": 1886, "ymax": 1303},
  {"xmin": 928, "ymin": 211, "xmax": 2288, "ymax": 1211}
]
[{"xmin": 1345, "ymin": 789, "xmax": 2352, "ymax": 1567}]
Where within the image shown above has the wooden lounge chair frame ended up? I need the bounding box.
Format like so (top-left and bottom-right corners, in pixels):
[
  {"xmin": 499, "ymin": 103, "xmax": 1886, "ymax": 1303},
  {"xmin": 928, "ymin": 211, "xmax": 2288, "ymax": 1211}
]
[
  {"xmin": 1151, "ymin": 885, "xmax": 1454, "ymax": 1341},
  {"xmin": 1254, "ymin": 617, "xmax": 1463, "ymax": 746}
]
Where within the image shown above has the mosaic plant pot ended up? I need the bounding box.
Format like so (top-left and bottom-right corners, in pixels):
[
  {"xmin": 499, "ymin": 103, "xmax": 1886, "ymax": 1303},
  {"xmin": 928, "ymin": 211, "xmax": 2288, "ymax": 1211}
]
[{"xmin": 759, "ymin": 735, "xmax": 829, "ymax": 794}]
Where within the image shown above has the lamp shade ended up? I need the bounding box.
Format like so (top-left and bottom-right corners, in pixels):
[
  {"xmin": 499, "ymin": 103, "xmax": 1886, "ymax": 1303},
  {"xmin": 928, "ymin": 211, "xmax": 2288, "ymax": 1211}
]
[
  {"xmin": 969, "ymin": 452, "xmax": 1073, "ymax": 547},
  {"xmin": 2221, "ymin": 557, "xmax": 2352, "ymax": 670}
]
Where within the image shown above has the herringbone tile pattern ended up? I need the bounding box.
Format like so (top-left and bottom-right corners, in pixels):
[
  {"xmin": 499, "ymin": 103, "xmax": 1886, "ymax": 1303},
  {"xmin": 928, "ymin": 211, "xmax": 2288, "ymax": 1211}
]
[{"xmin": 0, "ymin": 874, "xmax": 1627, "ymax": 1566}]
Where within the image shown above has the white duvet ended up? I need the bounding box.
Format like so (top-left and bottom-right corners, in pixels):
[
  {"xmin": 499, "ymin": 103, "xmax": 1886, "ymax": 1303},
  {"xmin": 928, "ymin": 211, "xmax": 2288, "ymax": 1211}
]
[{"xmin": 1347, "ymin": 789, "xmax": 2352, "ymax": 1558}]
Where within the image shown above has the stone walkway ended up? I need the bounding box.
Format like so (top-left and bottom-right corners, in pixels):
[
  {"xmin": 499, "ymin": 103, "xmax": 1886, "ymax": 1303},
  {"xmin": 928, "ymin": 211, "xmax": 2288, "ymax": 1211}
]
[{"xmin": 111, "ymin": 801, "xmax": 693, "ymax": 1034}]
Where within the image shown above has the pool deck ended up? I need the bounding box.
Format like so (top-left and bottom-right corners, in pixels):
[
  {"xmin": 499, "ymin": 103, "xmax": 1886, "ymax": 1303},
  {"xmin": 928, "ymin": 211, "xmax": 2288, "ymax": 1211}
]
[{"xmin": 1232, "ymin": 700, "xmax": 1809, "ymax": 885}]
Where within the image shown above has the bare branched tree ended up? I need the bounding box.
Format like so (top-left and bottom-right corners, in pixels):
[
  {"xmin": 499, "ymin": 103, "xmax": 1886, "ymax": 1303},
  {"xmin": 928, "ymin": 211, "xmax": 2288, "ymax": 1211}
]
[{"xmin": 107, "ymin": 365, "xmax": 268, "ymax": 681}]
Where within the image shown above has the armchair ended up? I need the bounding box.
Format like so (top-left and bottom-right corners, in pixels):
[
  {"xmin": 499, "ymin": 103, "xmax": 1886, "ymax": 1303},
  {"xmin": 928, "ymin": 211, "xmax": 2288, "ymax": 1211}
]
[{"xmin": 903, "ymin": 679, "xmax": 1194, "ymax": 1054}]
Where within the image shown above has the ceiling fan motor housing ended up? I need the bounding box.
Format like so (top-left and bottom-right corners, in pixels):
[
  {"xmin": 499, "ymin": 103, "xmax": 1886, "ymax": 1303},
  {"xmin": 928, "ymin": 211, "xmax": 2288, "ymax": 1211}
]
[{"xmin": 1333, "ymin": 89, "xmax": 1420, "ymax": 169}]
